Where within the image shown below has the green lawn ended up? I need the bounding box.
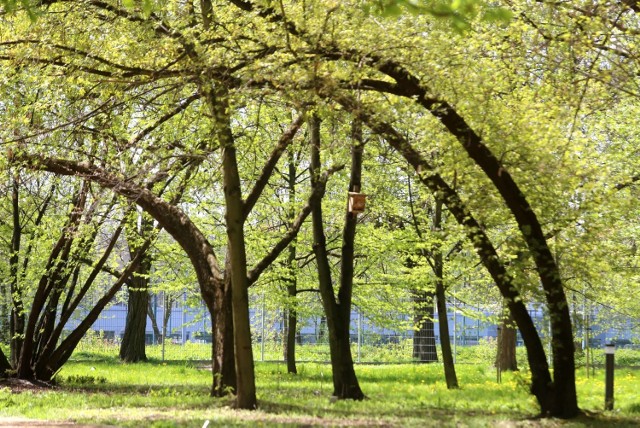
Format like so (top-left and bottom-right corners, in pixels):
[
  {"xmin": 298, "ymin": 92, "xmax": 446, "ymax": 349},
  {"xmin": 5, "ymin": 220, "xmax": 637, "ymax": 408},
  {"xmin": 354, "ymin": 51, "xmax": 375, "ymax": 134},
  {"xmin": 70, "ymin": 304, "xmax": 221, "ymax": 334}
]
[{"xmin": 1, "ymin": 360, "xmax": 639, "ymax": 427}]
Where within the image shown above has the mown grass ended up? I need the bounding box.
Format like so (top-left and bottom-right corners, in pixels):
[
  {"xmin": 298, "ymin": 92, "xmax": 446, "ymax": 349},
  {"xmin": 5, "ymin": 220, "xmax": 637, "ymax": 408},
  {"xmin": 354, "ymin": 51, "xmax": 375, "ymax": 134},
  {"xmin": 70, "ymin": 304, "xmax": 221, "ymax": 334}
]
[
  {"xmin": 1, "ymin": 359, "xmax": 640, "ymax": 427},
  {"xmin": 71, "ymin": 337, "xmax": 640, "ymax": 368}
]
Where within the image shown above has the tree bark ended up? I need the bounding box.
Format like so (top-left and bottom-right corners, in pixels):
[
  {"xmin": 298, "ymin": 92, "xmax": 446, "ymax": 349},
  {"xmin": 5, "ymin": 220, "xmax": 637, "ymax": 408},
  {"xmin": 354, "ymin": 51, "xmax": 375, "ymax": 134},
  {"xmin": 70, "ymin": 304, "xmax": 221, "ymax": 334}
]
[
  {"xmin": 0, "ymin": 348, "xmax": 10, "ymax": 378},
  {"xmin": 435, "ymin": 284, "xmax": 457, "ymax": 388},
  {"xmin": 147, "ymin": 300, "xmax": 162, "ymax": 344}
]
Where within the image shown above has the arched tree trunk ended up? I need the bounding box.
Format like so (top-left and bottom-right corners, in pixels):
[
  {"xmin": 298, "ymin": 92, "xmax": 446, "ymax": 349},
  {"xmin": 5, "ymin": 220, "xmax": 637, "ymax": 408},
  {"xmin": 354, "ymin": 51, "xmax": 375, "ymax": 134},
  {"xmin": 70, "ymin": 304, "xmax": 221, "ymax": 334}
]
[
  {"xmin": 340, "ymin": 58, "xmax": 578, "ymax": 417},
  {"xmin": 17, "ymin": 111, "xmax": 318, "ymax": 407}
]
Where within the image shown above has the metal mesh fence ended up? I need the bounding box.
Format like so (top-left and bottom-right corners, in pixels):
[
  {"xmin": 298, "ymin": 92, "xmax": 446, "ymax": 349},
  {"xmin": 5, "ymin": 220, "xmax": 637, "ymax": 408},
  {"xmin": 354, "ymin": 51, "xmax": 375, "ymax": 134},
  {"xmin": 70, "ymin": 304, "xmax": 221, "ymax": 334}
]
[{"xmin": 63, "ymin": 292, "xmax": 640, "ymax": 365}]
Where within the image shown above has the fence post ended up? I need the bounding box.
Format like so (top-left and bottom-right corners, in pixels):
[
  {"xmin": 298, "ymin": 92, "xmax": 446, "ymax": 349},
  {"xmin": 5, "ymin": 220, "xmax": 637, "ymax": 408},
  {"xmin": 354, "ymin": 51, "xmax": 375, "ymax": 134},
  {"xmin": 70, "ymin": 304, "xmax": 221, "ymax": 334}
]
[
  {"xmin": 357, "ymin": 310, "xmax": 362, "ymax": 363},
  {"xmin": 162, "ymin": 292, "xmax": 166, "ymax": 362},
  {"xmin": 453, "ymin": 298, "xmax": 457, "ymax": 364},
  {"xmin": 261, "ymin": 291, "xmax": 265, "ymax": 362},
  {"xmin": 181, "ymin": 292, "xmax": 186, "ymax": 345},
  {"xmin": 605, "ymin": 343, "xmax": 615, "ymax": 411}
]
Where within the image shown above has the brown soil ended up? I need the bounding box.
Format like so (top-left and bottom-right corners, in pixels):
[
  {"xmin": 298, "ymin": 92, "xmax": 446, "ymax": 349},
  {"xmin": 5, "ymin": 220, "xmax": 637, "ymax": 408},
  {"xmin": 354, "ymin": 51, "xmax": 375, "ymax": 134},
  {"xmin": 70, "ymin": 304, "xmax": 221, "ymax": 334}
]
[{"xmin": 0, "ymin": 378, "xmax": 55, "ymax": 393}]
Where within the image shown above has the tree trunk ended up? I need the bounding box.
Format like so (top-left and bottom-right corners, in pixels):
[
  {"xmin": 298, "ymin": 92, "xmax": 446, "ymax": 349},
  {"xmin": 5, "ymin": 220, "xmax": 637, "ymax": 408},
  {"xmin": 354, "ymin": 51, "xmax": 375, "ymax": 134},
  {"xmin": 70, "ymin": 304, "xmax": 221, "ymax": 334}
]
[
  {"xmin": 209, "ymin": 84, "xmax": 256, "ymax": 410},
  {"xmin": 20, "ymin": 141, "xmax": 308, "ymax": 405},
  {"xmin": 18, "ymin": 155, "xmax": 235, "ymax": 396},
  {"xmin": 284, "ymin": 305, "xmax": 297, "ymax": 374},
  {"xmin": 0, "ymin": 348, "xmax": 10, "ymax": 378},
  {"xmin": 309, "ymin": 115, "xmax": 364, "ymax": 400},
  {"xmin": 120, "ymin": 213, "xmax": 154, "ymax": 362},
  {"xmin": 119, "ymin": 267, "xmax": 150, "ymax": 362},
  {"xmin": 16, "ymin": 183, "xmax": 88, "ymax": 380},
  {"xmin": 147, "ymin": 299, "xmax": 162, "ymax": 344},
  {"xmin": 328, "ymin": 311, "xmax": 362, "ymax": 399},
  {"xmin": 210, "ymin": 270, "xmax": 236, "ymax": 397},
  {"xmin": 435, "ymin": 275, "xmax": 458, "ymax": 389},
  {"xmin": 357, "ymin": 65, "xmax": 578, "ymax": 416},
  {"xmin": 9, "ymin": 173, "xmax": 25, "ymax": 367},
  {"xmin": 0, "ymin": 286, "xmax": 7, "ymax": 344},
  {"xmin": 496, "ymin": 305, "xmax": 518, "ymax": 372},
  {"xmin": 36, "ymin": 237, "xmax": 153, "ymax": 380},
  {"xmin": 284, "ymin": 149, "xmax": 298, "ymax": 374},
  {"xmin": 412, "ymin": 289, "xmax": 437, "ymax": 362}
]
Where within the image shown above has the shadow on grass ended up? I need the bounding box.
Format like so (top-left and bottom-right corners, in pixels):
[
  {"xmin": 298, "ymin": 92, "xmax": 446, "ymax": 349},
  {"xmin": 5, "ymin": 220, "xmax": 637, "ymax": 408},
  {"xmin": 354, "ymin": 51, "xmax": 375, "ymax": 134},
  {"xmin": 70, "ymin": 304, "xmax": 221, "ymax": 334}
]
[{"xmin": 257, "ymin": 400, "xmax": 640, "ymax": 427}]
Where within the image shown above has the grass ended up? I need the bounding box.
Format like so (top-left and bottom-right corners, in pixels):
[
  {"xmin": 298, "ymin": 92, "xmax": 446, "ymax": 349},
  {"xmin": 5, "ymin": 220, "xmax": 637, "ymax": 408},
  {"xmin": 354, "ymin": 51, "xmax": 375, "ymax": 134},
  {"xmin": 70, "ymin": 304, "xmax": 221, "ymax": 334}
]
[
  {"xmin": 71, "ymin": 337, "xmax": 640, "ymax": 367},
  {"xmin": 1, "ymin": 359, "xmax": 640, "ymax": 427}
]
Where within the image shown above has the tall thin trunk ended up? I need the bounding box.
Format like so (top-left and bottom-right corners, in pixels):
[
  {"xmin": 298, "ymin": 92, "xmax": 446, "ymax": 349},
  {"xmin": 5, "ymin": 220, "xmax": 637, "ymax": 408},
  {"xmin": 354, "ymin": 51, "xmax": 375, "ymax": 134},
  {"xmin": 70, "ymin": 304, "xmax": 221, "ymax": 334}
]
[
  {"xmin": 284, "ymin": 149, "xmax": 298, "ymax": 374},
  {"xmin": 284, "ymin": 301, "xmax": 297, "ymax": 374},
  {"xmin": 207, "ymin": 84, "xmax": 256, "ymax": 409},
  {"xmin": 9, "ymin": 173, "xmax": 24, "ymax": 366},
  {"xmin": 309, "ymin": 115, "xmax": 364, "ymax": 400},
  {"xmin": 433, "ymin": 197, "xmax": 458, "ymax": 389},
  {"xmin": 17, "ymin": 183, "xmax": 88, "ymax": 379},
  {"xmin": 0, "ymin": 286, "xmax": 7, "ymax": 345},
  {"xmin": 435, "ymin": 284, "xmax": 457, "ymax": 388}
]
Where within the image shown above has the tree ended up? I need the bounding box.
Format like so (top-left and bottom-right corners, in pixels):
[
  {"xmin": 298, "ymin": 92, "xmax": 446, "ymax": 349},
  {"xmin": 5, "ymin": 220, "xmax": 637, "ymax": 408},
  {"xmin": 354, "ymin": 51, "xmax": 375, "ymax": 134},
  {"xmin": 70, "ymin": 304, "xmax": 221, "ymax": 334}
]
[
  {"xmin": 0, "ymin": 169, "xmax": 156, "ymax": 380},
  {"xmin": 119, "ymin": 211, "xmax": 154, "ymax": 363},
  {"xmin": 14, "ymin": 140, "xmax": 334, "ymax": 406},
  {"xmin": 309, "ymin": 114, "xmax": 364, "ymax": 400}
]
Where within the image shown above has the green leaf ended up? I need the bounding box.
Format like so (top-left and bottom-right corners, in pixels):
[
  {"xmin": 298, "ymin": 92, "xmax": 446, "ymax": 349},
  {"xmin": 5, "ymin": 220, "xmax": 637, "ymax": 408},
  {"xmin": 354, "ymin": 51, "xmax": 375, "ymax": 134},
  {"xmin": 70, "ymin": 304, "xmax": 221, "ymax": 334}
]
[{"xmin": 482, "ymin": 7, "xmax": 514, "ymax": 24}]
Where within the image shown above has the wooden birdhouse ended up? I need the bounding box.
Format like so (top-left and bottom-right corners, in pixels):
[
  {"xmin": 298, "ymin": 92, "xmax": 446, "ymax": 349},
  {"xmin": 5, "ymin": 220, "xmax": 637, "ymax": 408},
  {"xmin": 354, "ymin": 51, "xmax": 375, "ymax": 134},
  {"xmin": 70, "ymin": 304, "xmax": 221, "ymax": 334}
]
[{"xmin": 348, "ymin": 191, "xmax": 367, "ymax": 214}]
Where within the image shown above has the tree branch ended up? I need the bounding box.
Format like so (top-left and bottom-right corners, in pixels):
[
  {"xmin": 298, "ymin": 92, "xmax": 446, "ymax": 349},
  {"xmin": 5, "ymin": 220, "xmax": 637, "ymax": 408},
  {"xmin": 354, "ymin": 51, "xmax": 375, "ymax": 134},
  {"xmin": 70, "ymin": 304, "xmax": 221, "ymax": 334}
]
[
  {"xmin": 247, "ymin": 164, "xmax": 344, "ymax": 285},
  {"xmin": 243, "ymin": 113, "xmax": 304, "ymax": 219}
]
